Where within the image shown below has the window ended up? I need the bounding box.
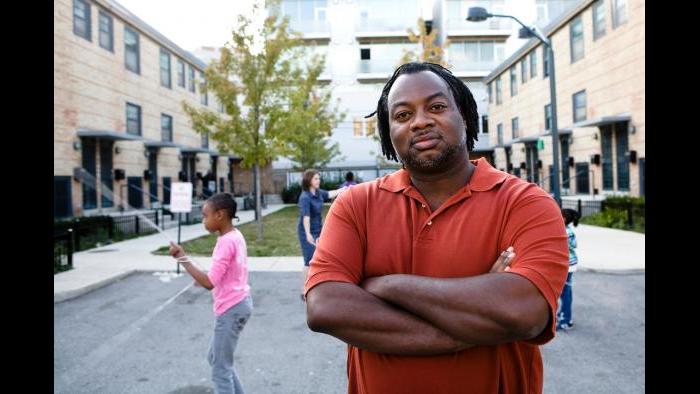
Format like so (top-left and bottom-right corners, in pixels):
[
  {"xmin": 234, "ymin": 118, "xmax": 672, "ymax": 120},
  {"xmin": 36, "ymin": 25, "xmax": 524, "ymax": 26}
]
[
  {"xmin": 126, "ymin": 103, "xmax": 141, "ymax": 136},
  {"xmin": 188, "ymin": 65, "xmax": 195, "ymax": 93},
  {"xmin": 570, "ymin": 16, "xmax": 584, "ymax": 63},
  {"xmin": 449, "ymin": 40, "xmax": 504, "ymax": 70},
  {"xmin": 161, "ymin": 114, "xmax": 173, "ymax": 142},
  {"xmin": 481, "ymin": 115, "xmax": 489, "ymax": 134},
  {"xmin": 495, "ymin": 77, "xmax": 502, "ymax": 104},
  {"xmin": 592, "ymin": 0, "xmax": 606, "ymax": 40},
  {"xmin": 572, "ymin": 90, "xmax": 587, "ymax": 122},
  {"xmin": 73, "ymin": 0, "xmax": 91, "ymax": 41},
  {"xmin": 177, "ymin": 59, "xmax": 185, "ymax": 87},
  {"xmin": 160, "ymin": 48, "xmax": 171, "ymax": 88},
  {"xmin": 544, "ymin": 104, "xmax": 552, "ymax": 130},
  {"xmin": 497, "ymin": 123, "xmax": 503, "ymax": 145},
  {"xmin": 612, "ymin": 0, "xmax": 628, "ymax": 28},
  {"xmin": 510, "ymin": 67, "xmax": 517, "ymax": 96},
  {"xmin": 353, "ymin": 117, "xmax": 363, "ymax": 137},
  {"xmin": 530, "ymin": 51, "xmax": 537, "ymax": 78},
  {"xmin": 520, "ymin": 59, "xmax": 527, "ymax": 83},
  {"xmin": 218, "ymin": 100, "xmax": 224, "ymax": 113},
  {"xmin": 98, "ymin": 11, "xmax": 113, "ymax": 51},
  {"xmin": 124, "ymin": 27, "xmax": 140, "ymax": 74},
  {"xmin": 488, "ymin": 83, "xmax": 492, "ymax": 103},
  {"xmin": 543, "ymin": 47, "xmax": 549, "ymax": 77},
  {"xmin": 201, "ymin": 133, "xmax": 209, "ymax": 149},
  {"xmin": 200, "ymin": 73, "xmax": 208, "ymax": 105},
  {"xmin": 511, "ymin": 117, "xmax": 519, "ymax": 139},
  {"xmin": 366, "ymin": 116, "xmax": 376, "ymax": 137},
  {"xmin": 360, "ymin": 48, "xmax": 371, "ymax": 60}
]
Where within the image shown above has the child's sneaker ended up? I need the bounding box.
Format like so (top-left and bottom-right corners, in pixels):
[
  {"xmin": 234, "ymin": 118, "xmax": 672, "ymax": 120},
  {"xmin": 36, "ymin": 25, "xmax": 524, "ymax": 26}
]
[{"xmin": 556, "ymin": 322, "xmax": 574, "ymax": 331}]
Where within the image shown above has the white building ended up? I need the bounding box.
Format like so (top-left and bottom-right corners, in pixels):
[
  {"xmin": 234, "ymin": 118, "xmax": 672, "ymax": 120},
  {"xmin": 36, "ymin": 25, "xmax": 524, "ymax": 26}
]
[{"xmin": 267, "ymin": 0, "xmax": 577, "ymax": 185}]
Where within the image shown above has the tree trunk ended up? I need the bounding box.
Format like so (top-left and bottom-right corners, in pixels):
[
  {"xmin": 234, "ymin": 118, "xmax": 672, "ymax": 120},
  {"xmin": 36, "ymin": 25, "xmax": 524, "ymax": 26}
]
[{"xmin": 254, "ymin": 163, "xmax": 263, "ymax": 241}]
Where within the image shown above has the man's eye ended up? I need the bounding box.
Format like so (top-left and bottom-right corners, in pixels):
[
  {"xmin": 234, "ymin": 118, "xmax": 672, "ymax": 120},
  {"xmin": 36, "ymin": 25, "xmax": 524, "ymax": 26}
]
[
  {"xmin": 431, "ymin": 104, "xmax": 446, "ymax": 110},
  {"xmin": 395, "ymin": 112, "xmax": 410, "ymax": 121}
]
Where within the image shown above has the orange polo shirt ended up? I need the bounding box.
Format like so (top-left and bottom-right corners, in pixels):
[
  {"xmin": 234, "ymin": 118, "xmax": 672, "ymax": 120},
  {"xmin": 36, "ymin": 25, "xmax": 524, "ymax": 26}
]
[{"xmin": 305, "ymin": 158, "xmax": 569, "ymax": 394}]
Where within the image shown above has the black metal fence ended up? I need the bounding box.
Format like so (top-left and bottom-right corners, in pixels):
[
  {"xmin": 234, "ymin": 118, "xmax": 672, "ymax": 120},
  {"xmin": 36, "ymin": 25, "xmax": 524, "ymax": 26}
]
[
  {"xmin": 563, "ymin": 197, "xmax": 645, "ymax": 230},
  {"xmin": 562, "ymin": 199, "xmax": 604, "ymax": 218},
  {"xmin": 111, "ymin": 211, "xmax": 161, "ymax": 236},
  {"xmin": 53, "ymin": 209, "xmax": 171, "ymax": 273}
]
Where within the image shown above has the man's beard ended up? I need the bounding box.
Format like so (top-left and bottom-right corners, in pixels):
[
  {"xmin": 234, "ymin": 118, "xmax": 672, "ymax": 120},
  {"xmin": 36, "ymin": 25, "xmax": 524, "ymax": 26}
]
[{"xmin": 400, "ymin": 137, "xmax": 467, "ymax": 174}]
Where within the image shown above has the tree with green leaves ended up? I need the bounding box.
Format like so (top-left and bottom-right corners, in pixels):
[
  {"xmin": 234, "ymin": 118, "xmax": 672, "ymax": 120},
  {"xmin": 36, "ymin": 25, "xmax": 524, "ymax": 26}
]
[
  {"xmin": 399, "ymin": 17, "xmax": 450, "ymax": 67},
  {"xmin": 279, "ymin": 52, "xmax": 345, "ymax": 170},
  {"xmin": 183, "ymin": 2, "xmax": 339, "ymax": 240}
]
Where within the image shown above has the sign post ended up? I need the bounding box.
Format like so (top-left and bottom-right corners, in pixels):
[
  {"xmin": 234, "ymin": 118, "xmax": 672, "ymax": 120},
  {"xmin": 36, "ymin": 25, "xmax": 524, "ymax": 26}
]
[{"xmin": 170, "ymin": 182, "xmax": 193, "ymax": 274}]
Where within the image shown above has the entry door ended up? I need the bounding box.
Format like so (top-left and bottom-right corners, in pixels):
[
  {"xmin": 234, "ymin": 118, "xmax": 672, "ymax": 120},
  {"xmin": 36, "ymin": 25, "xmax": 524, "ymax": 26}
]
[
  {"xmin": 148, "ymin": 149, "xmax": 158, "ymax": 203},
  {"xmin": 575, "ymin": 163, "xmax": 590, "ymax": 195},
  {"xmin": 100, "ymin": 141, "xmax": 113, "ymax": 208},
  {"xmin": 54, "ymin": 176, "xmax": 73, "ymax": 218},
  {"xmin": 163, "ymin": 177, "xmax": 171, "ymax": 204},
  {"xmin": 81, "ymin": 139, "xmax": 97, "ymax": 209},
  {"xmin": 127, "ymin": 177, "xmax": 143, "ymax": 208}
]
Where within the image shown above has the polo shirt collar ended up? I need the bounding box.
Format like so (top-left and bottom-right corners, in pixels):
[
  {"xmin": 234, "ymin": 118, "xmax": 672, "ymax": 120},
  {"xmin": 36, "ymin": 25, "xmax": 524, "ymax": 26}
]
[{"xmin": 378, "ymin": 157, "xmax": 508, "ymax": 193}]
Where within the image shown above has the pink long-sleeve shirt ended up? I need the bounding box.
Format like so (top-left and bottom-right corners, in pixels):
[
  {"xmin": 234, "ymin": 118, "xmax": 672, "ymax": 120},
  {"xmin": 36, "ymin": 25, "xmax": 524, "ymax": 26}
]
[{"xmin": 207, "ymin": 229, "xmax": 251, "ymax": 316}]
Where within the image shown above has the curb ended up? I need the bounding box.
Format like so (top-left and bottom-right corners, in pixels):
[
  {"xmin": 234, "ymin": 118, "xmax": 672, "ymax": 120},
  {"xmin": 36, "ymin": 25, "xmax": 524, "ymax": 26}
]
[
  {"xmin": 54, "ymin": 269, "xmax": 137, "ymax": 304},
  {"xmin": 577, "ymin": 267, "xmax": 645, "ymax": 275}
]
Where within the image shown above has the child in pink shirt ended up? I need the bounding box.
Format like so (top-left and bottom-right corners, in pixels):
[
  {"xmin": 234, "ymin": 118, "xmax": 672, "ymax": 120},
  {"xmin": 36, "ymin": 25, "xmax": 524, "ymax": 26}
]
[{"xmin": 169, "ymin": 193, "xmax": 252, "ymax": 393}]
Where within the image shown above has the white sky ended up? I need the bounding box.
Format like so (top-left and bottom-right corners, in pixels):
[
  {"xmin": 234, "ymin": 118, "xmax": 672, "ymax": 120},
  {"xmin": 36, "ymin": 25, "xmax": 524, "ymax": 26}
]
[{"xmin": 115, "ymin": 0, "xmax": 262, "ymax": 52}]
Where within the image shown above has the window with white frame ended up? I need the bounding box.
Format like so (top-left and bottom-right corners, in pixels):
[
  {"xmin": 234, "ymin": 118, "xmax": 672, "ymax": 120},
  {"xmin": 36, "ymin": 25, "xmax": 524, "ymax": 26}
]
[
  {"xmin": 98, "ymin": 11, "xmax": 113, "ymax": 51},
  {"xmin": 124, "ymin": 26, "xmax": 140, "ymax": 74},
  {"xmin": 612, "ymin": 0, "xmax": 628, "ymax": 28},
  {"xmin": 570, "ymin": 16, "xmax": 584, "ymax": 63},
  {"xmin": 73, "ymin": 0, "xmax": 91, "ymax": 41},
  {"xmin": 592, "ymin": 0, "xmax": 606, "ymax": 40},
  {"xmin": 572, "ymin": 90, "xmax": 587, "ymax": 122}
]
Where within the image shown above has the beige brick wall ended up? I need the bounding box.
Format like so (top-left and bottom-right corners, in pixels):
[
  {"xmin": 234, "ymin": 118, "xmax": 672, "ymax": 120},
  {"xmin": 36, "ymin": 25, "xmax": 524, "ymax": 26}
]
[
  {"xmin": 487, "ymin": 0, "xmax": 645, "ymax": 197},
  {"xmin": 55, "ymin": 0, "xmax": 231, "ymax": 215}
]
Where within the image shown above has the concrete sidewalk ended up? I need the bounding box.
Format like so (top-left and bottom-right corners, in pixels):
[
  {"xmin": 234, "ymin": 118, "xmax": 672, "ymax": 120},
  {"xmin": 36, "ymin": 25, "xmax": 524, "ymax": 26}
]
[
  {"xmin": 55, "ymin": 204, "xmax": 645, "ymax": 303},
  {"xmin": 573, "ymin": 224, "xmax": 645, "ymax": 273},
  {"xmin": 54, "ymin": 204, "xmax": 299, "ymax": 303}
]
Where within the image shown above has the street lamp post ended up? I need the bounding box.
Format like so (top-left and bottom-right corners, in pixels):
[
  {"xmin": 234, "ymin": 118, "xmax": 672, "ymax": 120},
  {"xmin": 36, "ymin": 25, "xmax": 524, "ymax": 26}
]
[{"xmin": 467, "ymin": 7, "xmax": 562, "ymax": 206}]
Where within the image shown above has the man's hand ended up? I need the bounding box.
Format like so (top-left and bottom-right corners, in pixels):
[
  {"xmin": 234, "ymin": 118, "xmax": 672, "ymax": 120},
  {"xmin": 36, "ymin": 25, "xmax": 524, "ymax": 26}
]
[
  {"xmin": 490, "ymin": 247, "xmax": 515, "ymax": 273},
  {"xmin": 362, "ymin": 247, "xmax": 515, "ymax": 297},
  {"xmin": 169, "ymin": 242, "xmax": 186, "ymax": 259}
]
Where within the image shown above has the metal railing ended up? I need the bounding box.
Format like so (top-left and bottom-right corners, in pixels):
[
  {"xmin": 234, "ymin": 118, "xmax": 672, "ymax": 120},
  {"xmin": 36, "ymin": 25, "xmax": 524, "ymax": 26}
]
[{"xmin": 561, "ymin": 199, "xmax": 604, "ymax": 218}]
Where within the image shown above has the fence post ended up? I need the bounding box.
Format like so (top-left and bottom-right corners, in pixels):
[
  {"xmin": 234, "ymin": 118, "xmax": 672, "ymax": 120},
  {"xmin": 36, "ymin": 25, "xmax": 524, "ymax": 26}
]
[
  {"xmin": 68, "ymin": 228, "xmax": 75, "ymax": 268},
  {"xmin": 155, "ymin": 209, "xmax": 159, "ymax": 227},
  {"xmin": 627, "ymin": 204, "xmax": 633, "ymax": 228},
  {"xmin": 108, "ymin": 217, "xmax": 114, "ymax": 242},
  {"xmin": 577, "ymin": 199, "xmax": 582, "ymax": 217},
  {"xmin": 73, "ymin": 221, "xmax": 80, "ymax": 251},
  {"xmin": 135, "ymin": 215, "xmax": 140, "ymax": 234}
]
